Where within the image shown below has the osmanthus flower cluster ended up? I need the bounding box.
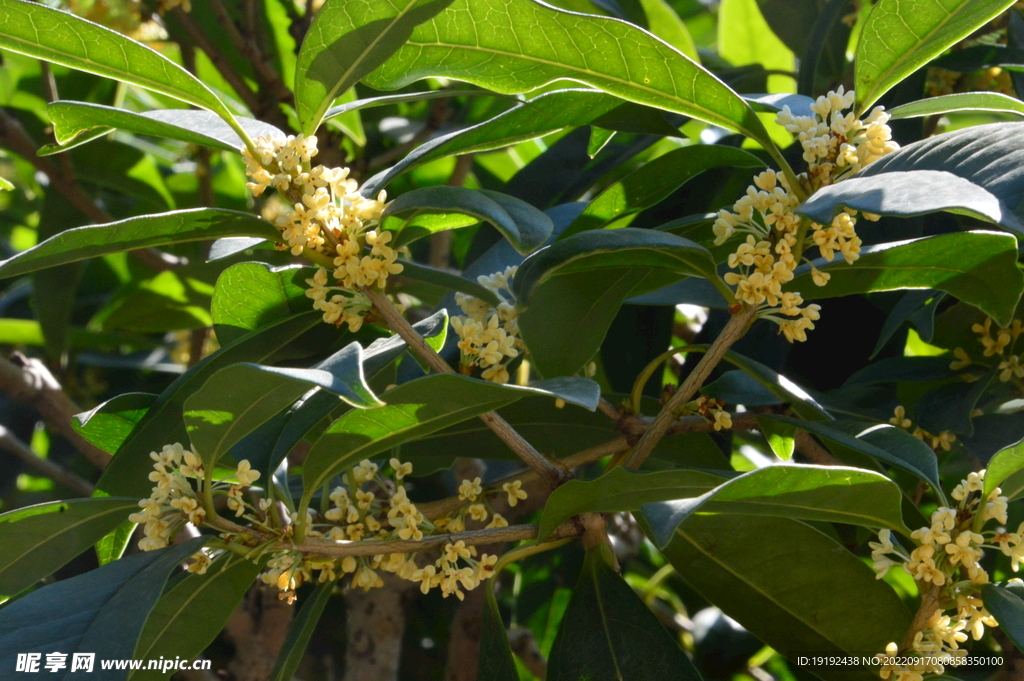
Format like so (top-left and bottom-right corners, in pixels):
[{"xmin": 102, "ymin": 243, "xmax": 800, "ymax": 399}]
[
  {"xmin": 241, "ymin": 134, "xmax": 401, "ymax": 333},
  {"xmin": 713, "ymin": 88, "xmax": 898, "ymax": 343},
  {"xmin": 129, "ymin": 450, "xmax": 528, "ymax": 603},
  {"xmin": 870, "ymin": 470, "xmax": 1019, "ymax": 680},
  {"xmin": 950, "ymin": 317, "xmax": 1024, "ymax": 387},
  {"xmin": 450, "ymin": 266, "xmax": 526, "ymax": 384},
  {"xmin": 889, "ymin": 406, "xmax": 957, "ymax": 453}
]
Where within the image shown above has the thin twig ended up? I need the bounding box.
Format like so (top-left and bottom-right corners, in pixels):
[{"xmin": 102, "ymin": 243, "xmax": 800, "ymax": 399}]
[
  {"xmin": 362, "ymin": 286, "xmax": 569, "ymax": 487},
  {"xmin": 208, "ymin": 0, "xmax": 290, "ymax": 104},
  {"xmin": 0, "ymin": 425, "xmax": 93, "ymax": 495},
  {"xmin": 624, "ymin": 305, "xmax": 757, "ymax": 469}
]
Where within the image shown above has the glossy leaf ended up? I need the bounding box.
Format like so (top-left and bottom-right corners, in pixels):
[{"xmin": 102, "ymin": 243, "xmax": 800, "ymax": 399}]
[
  {"xmin": 0, "ymin": 538, "xmax": 206, "ymax": 677},
  {"xmin": 638, "ymin": 0, "xmax": 697, "ymax": 60},
  {"xmin": 302, "ymin": 373, "xmax": 599, "ymax": 494},
  {"xmin": 646, "ymin": 512, "xmax": 911, "ymax": 679},
  {"xmin": 364, "ymin": 0, "xmax": 774, "ymax": 148},
  {"xmin": 97, "ymin": 312, "xmax": 323, "ymax": 498},
  {"xmin": 799, "ymin": 170, "xmax": 1024, "ymax": 236},
  {"xmin": 755, "ymin": 415, "xmax": 796, "ymax": 460},
  {"xmin": 44, "ymin": 102, "xmax": 283, "ymax": 155},
  {"xmin": 718, "ymin": 0, "xmax": 795, "ymax": 92},
  {"xmin": 513, "ymin": 229, "xmax": 723, "ymax": 376},
  {"xmin": 560, "ymin": 145, "xmax": 764, "ymax": 238},
  {"xmin": 789, "ymin": 232, "xmax": 1024, "ymax": 327},
  {"xmin": 642, "ymin": 464, "xmax": 911, "ymax": 547},
  {"xmin": 547, "ymin": 546, "xmax": 703, "ymax": 681},
  {"xmin": 0, "ymin": 209, "xmax": 281, "ymax": 280},
  {"xmin": 888, "ymin": 92, "xmax": 1024, "ymax": 120},
  {"xmin": 720, "ymin": 349, "xmax": 832, "ymax": 420},
  {"xmin": 478, "ymin": 584, "xmax": 519, "ymax": 681},
  {"xmin": 131, "ymin": 555, "xmax": 264, "ymax": 681},
  {"xmin": 381, "ymin": 186, "xmax": 552, "ymax": 254},
  {"xmin": 768, "ymin": 416, "xmax": 943, "ymax": 498},
  {"xmin": 984, "ymin": 439, "xmax": 1024, "ymax": 498},
  {"xmin": 916, "ymin": 369, "xmax": 994, "ymax": 436},
  {"xmin": 322, "ymin": 88, "xmax": 495, "ymax": 121},
  {"xmin": 294, "ymin": 0, "xmax": 455, "ymax": 134},
  {"xmin": 0, "ymin": 0, "xmax": 233, "ymax": 120},
  {"xmin": 0, "ymin": 498, "xmax": 139, "ymax": 599},
  {"xmin": 269, "ymin": 580, "xmax": 335, "ymax": 681},
  {"xmin": 211, "ymin": 263, "xmax": 314, "ymax": 344},
  {"xmin": 396, "ymin": 260, "xmax": 501, "ymax": 305},
  {"xmin": 95, "ymin": 521, "xmax": 135, "ymax": 567},
  {"xmin": 362, "ymin": 88, "xmax": 682, "ymax": 193},
  {"xmin": 855, "ymin": 0, "xmax": 1016, "ymax": 111},
  {"xmin": 73, "ymin": 393, "xmax": 157, "ymax": 456},
  {"xmin": 538, "ymin": 467, "xmax": 726, "ymax": 539},
  {"xmin": 982, "ymin": 583, "xmax": 1024, "ymax": 652}
]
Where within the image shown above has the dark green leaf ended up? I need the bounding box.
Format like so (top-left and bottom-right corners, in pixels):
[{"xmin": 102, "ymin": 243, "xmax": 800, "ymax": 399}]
[
  {"xmin": 888, "ymin": 92, "xmax": 1024, "ymax": 120},
  {"xmin": 322, "ymin": 89, "xmax": 496, "ymax": 120},
  {"xmin": 185, "ymin": 349, "xmax": 382, "ymax": 466},
  {"xmin": 381, "ymin": 186, "xmax": 552, "ymax": 254},
  {"xmin": 642, "ymin": 464, "xmax": 911, "ymax": 547},
  {"xmin": 720, "ymin": 349, "xmax": 832, "ymax": 420},
  {"xmin": 294, "ymin": 0, "xmax": 455, "ymax": 134},
  {"xmin": 97, "ymin": 312, "xmax": 323, "ymax": 498},
  {"xmin": 854, "ymin": 0, "xmax": 1016, "ymax": 111},
  {"xmin": 269, "ymin": 580, "xmax": 335, "ymax": 681},
  {"xmin": 362, "ymin": 89, "xmax": 683, "ymax": 193},
  {"xmin": 478, "ymin": 584, "xmax": 519, "ymax": 681},
  {"xmin": 702, "ymin": 369, "xmax": 784, "ymax": 407},
  {"xmin": 0, "ymin": 539, "xmax": 205, "ymax": 678},
  {"xmin": 788, "ymin": 232, "xmax": 1024, "ymax": 327},
  {"xmin": 131, "ymin": 554, "xmax": 263, "ymax": 681},
  {"xmin": 547, "ymin": 546, "xmax": 703, "ymax": 681},
  {"xmin": 364, "ymin": 0, "xmax": 774, "ymax": 149},
  {"xmin": 916, "ymin": 369, "xmax": 994, "ymax": 436},
  {"xmin": 0, "ymin": 498, "xmax": 139, "ymax": 599},
  {"xmin": 982, "ymin": 584, "xmax": 1024, "ymax": 652},
  {"xmin": 396, "ymin": 260, "xmax": 501, "ymax": 305},
  {"xmin": 212, "ymin": 263, "xmax": 314, "ymax": 345},
  {"xmin": 539, "ymin": 467, "xmax": 727, "ymax": 539},
  {"xmin": 44, "ymin": 102, "xmax": 283, "ymax": 155},
  {"xmin": 73, "ymin": 393, "xmax": 157, "ymax": 456},
  {"xmin": 797, "ymin": 0, "xmax": 852, "ymax": 97},
  {"xmin": 0, "ymin": 209, "xmax": 281, "ymax": 280},
  {"xmin": 0, "ymin": 0, "xmax": 233, "ymax": 120},
  {"xmin": 560, "ymin": 145, "xmax": 765, "ymax": 238},
  {"xmin": 870, "ymin": 290, "xmax": 945, "ymax": 359},
  {"xmin": 645, "ymin": 512, "xmax": 911, "ymax": 679}
]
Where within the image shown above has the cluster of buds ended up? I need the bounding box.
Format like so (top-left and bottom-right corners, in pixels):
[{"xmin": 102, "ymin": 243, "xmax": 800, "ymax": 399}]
[
  {"xmin": 450, "ymin": 266, "xmax": 525, "ymax": 384},
  {"xmin": 950, "ymin": 317, "xmax": 1024, "ymax": 385},
  {"xmin": 674, "ymin": 395, "xmax": 732, "ymax": 432},
  {"xmin": 889, "ymin": 406, "xmax": 957, "ymax": 453},
  {"xmin": 871, "ymin": 470, "xmax": 1016, "ymax": 679},
  {"xmin": 130, "ymin": 444, "xmax": 260, "ymax": 574},
  {"xmin": 714, "ymin": 88, "xmax": 898, "ymax": 343},
  {"xmin": 242, "ymin": 134, "xmax": 401, "ymax": 332}
]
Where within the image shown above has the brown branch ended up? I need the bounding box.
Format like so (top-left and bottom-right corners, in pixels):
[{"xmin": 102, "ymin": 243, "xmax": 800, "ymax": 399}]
[
  {"xmin": 794, "ymin": 429, "xmax": 841, "ymax": 465},
  {"xmin": 343, "ymin": 574, "xmax": 414, "ymax": 681},
  {"xmin": 508, "ymin": 627, "xmax": 547, "ymax": 679},
  {"xmin": 0, "ymin": 353, "xmax": 111, "ymax": 470},
  {"xmin": 362, "ymin": 286, "xmax": 568, "ymax": 488},
  {"xmin": 208, "ymin": 0, "xmax": 291, "ymax": 105},
  {"xmin": 624, "ymin": 305, "xmax": 757, "ymax": 469},
  {"xmin": 900, "ymin": 582, "xmax": 943, "ymax": 651},
  {"xmin": 224, "ymin": 584, "xmax": 295, "ymax": 681},
  {"xmin": 0, "ymin": 424, "xmax": 93, "ymax": 495}
]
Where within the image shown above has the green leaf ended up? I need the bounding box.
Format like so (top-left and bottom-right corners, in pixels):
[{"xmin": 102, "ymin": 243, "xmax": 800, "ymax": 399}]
[
  {"xmin": 788, "ymin": 232, "xmax": 1024, "ymax": 327},
  {"xmin": 381, "ymin": 186, "xmax": 552, "ymax": 254},
  {"xmin": 855, "ymin": 0, "xmax": 1018, "ymax": 111},
  {"xmin": 130, "ymin": 554, "xmax": 264, "ymax": 681},
  {"xmin": 479, "ymin": 584, "xmax": 519, "ymax": 681},
  {"xmin": 269, "ymin": 580, "xmax": 335, "ymax": 681},
  {"xmin": 755, "ymin": 414, "xmax": 796, "ymax": 460},
  {"xmin": 0, "ymin": 539, "xmax": 205, "ymax": 678},
  {"xmin": 513, "ymin": 228, "xmax": 723, "ymax": 377},
  {"xmin": 767, "ymin": 415, "xmax": 943, "ymax": 499},
  {"xmin": 323, "ymin": 88, "xmax": 495, "ymax": 121},
  {"xmin": 95, "ymin": 521, "xmax": 135, "ymax": 566},
  {"xmin": 982, "ymin": 583, "xmax": 1024, "ymax": 652},
  {"xmin": 44, "ymin": 102, "xmax": 284, "ymax": 155},
  {"xmin": 301, "ymin": 373, "xmax": 598, "ymax": 494},
  {"xmin": 539, "ymin": 467, "xmax": 727, "ymax": 539},
  {"xmin": 637, "ymin": 0, "xmax": 698, "ymax": 61},
  {"xmin": 645, "ymin": 513, "xmax": 911, "ymax": 679},
  {"xmin": 984, "ymin": 439, "xmax": 1024, "ymax": 498},
  {"xmin": 0, "ymin": 208, "xmax": 281, "ymax": 280},
  {"xmin": 396, "ymin": 260, "xmax": 501, "ymax": 305},
  {"xmin": 798, "ymin": 170, "xmax": 1024, "ymax": 236},
  {"xmin": 97, "ymin": 312, "xmax": 323, "ymax": 498},
  {"xmin": 0, "ymin": 0, "xmax": 233, "ymax": 121},
  {"xmin": 326, "ymin": 88, "xmax": 367, "ymax": 146},
  {"xmin": 642, "ymin": 464, "xmax": 911, "ymax": 547},
  {"xmin": 73, "ymin": 393, "xmax": 157, "ymax": 456},
  {"xmin": 32, "ymin": 192, "xmax": 86, "ymax": 363},
  {"xmin": 888, "ymin": 92, "xmax": 1024, "ymax": 120},
  {"xmin": 185, "ymin": 349, "xmax": 382, "ymax": 467},
  {"xmin": 0, "ymin": 497, "xmax": 139, "ymax": 599},
  {"xmin": 547, "ymin": 546, "xmax": 703, "ymax": 681},
  {"xmin": 0, "ymin": 176, "xmax": 13, "ymax": 191},
  {"xmin": 212, "ymin": 263, "xmax": 314, "ymax": 345},
  {"xmin": 294, "ymin": 0, "xmax": 455, "ymax": 134},
  {"xmin": 560, "ymin": 145, "xmax": 765, "ymax": 238},
  {"xmin": 364, "ymin": 0, "xmax": 774, "ymax": 148},
  {"xmin": 797, "ymin": 0, "xmax": 853, "ymax": 98},
  {"xmin": 916, "ymin": 368, "xmax": 994, "ymax": 436},
  {"xmin": 718, "ymin": 0, "xmax": 796, "ymax": 92}
]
